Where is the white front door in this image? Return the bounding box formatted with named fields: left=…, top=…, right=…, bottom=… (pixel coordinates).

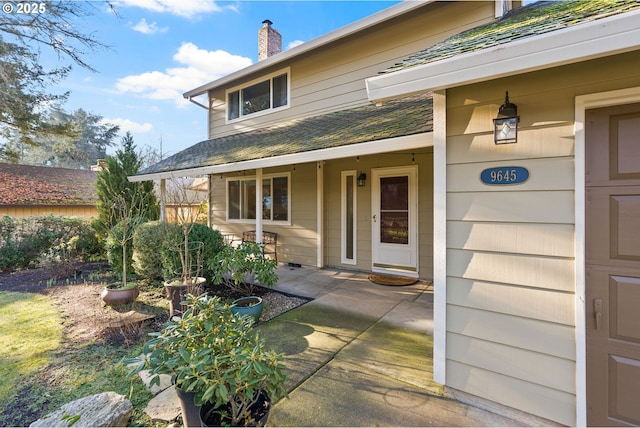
left=371, top=165, right=418, bottom=277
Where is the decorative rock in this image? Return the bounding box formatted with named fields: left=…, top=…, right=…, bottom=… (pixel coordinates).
left=144, top=385, right=181, bottom=422
left=138, top=370, right=172, bottom=395
left=30, top=391, right=132, bottom=427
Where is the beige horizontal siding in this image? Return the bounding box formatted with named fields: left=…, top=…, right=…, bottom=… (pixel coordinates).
left=447, top=221, right=574, bottom=257
left=0, top=206, right=97, bottom=220
left=447, top=305, right=576, bottom=360
left=447, top=191, right=575, bottom=224
left=447, top=333, right=575, bottom=393
left=447, top=249, right=574, bottom=292
left=447, top=277, right=575, bottom=325
left=446, top=360, right=576, bottom=426
left=208, top=2, right=496, bottom=139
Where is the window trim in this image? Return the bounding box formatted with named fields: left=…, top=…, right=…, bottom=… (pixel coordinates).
left=225, top=67, right=291, bottom=123
left=225, top=172, right=291, bottom=225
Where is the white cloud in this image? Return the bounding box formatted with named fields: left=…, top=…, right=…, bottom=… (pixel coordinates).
left=287, top=40, right=304, bottom=50
left=104, top=118, right=154, bottom=133
left=115, top=42, right=252, bottom=105
left=115, top=0, right=224, bottom=18
left=132, top=18, right=168, bottom=34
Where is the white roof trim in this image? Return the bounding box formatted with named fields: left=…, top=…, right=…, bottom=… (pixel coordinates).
left=129, top=132, right=433, bottom=182
left=366, top=9, right=640, bottom=103
left=184, top=1, right=431, bottom=99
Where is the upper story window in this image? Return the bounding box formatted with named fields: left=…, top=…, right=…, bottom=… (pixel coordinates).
left=227, top=69, right=289, bottom=121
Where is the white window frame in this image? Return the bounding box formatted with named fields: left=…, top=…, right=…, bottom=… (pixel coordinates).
left=341, top=170, right=357, bottom=265
left=226, top=67, right=291, bottom=123
left=226, top=172, right=291, bottom=225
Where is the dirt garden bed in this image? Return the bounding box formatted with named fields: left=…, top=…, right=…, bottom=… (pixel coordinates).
left=0, top=261, right=309, bottom=426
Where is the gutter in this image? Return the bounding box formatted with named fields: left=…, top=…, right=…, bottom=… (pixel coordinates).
left=128, top=132, right=432, bottom=182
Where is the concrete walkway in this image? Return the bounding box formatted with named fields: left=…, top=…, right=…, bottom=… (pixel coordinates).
left=140, top=264, right=523, bottom=426
left=256, top=265, right=521, bottom=427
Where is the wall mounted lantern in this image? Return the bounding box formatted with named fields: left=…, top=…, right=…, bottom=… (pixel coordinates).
left=357, top=172, right=367, bottom=187
left=493, top=91, right=519, bottom=145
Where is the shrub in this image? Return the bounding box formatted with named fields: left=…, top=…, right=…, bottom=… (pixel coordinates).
left=0, top=215, right=101, bottom=272
left=161, top=224, right=225, bottom=282
left=132, top=221, right=181, bottom=281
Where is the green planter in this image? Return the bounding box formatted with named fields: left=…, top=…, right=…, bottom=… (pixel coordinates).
left=231, top=296, right=263, bottom=325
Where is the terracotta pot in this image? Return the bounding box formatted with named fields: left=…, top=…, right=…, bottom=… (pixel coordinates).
left=101, top=284, right=139, bottom=306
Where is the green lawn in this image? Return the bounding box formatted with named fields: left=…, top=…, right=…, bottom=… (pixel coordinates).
left=0, top=291, right=63, bottom=401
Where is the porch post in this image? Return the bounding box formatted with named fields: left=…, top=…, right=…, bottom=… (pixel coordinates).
left=160, top=178, right=167, bottom=222
left=433, top=90, right=447, bottom=385
left=255, top=168, right=263, bottom=244
left=316, top=161, right=323, bottom=267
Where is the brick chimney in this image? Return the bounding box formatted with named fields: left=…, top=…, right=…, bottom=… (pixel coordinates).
left=258, top=19, right=282, bottom=61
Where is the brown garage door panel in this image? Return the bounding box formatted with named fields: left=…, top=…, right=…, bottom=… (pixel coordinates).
left=610, top=195, right=640, bottom=261
left=609, top=276, right=640, bottom=343
left=608, top=354, right=640, bottom=426
left=586, top=187, right=640, bottom=265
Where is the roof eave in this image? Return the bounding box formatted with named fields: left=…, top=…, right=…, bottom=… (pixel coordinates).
left=366, top=9, right=640, bottom=103
left=128, top=132, right=433, bottom=182
left=183, top=0, right=432, bottom=99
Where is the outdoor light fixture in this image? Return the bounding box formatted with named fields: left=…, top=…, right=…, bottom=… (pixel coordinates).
left=357, top=172, right=367, bottom=187
left=493, top=91, right=519, bottom=145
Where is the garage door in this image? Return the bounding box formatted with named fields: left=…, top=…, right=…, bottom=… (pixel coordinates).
left=585, top=102, right=640, bottom=426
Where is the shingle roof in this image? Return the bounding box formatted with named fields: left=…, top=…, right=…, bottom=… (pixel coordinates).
left=139, top=93, right=433, bottom=176
left=381, top=0, right=640, bottom=75
left=0, top=163, right=98, bottom=205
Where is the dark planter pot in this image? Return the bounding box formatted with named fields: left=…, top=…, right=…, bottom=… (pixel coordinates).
left=199, top=390, right=271, bottom=427
left=164, top=277, right=206, bottom=317
left=231, top=296, right=263, bottom=324
left=101, top=284, right=139, bottom=306
left=175, top=386, right=201, bottom=428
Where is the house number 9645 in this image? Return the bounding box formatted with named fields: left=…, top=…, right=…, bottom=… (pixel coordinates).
left=480, top=166, right=529, bottom=185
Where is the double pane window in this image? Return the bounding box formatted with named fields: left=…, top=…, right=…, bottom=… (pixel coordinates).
left=227, top=72, right=289, bottom=121
left=227, top=175, right=289, bottom=222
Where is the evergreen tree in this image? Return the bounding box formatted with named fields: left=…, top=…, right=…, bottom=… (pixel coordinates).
left=95, top=132, right=159, bottom=238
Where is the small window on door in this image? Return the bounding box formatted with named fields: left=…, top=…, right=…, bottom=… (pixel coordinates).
left=341, top=171, right=357, bottom=265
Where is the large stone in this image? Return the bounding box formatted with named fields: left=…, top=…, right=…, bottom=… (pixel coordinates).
left=30, top=391, right=133, bottom=427
left=144, top=385, right=181, bottom=422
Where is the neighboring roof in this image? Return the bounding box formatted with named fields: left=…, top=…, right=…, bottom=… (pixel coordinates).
left=135, top=93, right=433, bottom=179
left=0, top=163, right=98, bottom=205
left=367, top=0, right=640, bottom=102
left=183, top=1, right=429, bottom=99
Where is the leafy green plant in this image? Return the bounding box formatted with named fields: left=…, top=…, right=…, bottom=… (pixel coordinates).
left=209, top=242, right=278, bottom=296
left=125, top=294, right=287, bottom=427
left=132, top=221, right=181, bottom=281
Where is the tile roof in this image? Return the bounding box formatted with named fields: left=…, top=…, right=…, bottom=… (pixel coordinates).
left=381, top=0, right=640, bottom=74
left=139, top=93, right=433, bottom=175
left=0, top=163, right=98, bottom=205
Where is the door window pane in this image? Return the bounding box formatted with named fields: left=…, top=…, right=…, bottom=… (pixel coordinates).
left=380, top=176, right=409, bottom=244
left=345, top=175, right=354, bottom=260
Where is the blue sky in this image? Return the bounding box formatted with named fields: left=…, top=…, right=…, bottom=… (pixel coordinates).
left=53, top=1, right=399, bottom=160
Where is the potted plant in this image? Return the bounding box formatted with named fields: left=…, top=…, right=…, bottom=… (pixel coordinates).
left=125, top=294, right=287, bottom=427
left=162, top=178, right=209, bottom=317
left=209, top=242, right=278, bottom=324
left=102, top=190, right=148, bottom=307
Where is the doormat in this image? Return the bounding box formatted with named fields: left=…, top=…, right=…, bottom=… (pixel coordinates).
left=368, top=273, right=418, bottom=286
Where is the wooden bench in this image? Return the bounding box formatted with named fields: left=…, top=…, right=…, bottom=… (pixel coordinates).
left=242, top=230, right=278, bottom=262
